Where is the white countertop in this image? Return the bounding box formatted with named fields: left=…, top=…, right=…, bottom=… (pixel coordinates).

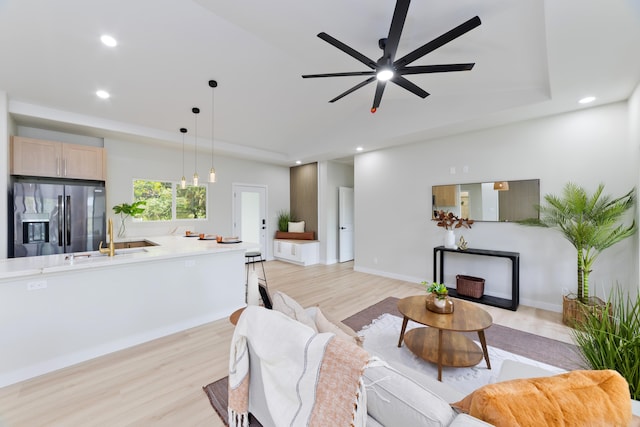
left=0, top=235, right=256, bottom=280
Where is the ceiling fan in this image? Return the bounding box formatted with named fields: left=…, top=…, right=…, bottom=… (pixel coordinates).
left=302, top=0, right=481, bottom=113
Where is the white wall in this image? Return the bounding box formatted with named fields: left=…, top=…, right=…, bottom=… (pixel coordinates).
left=630, top=82, right=640, bottom=299
left=355, top=101, right=639, bottom=312
left=318, top=160, right=354, bottom=264
left=105, top=138, right=290, bottom=259
left=1, top=91, right=8, bottom=259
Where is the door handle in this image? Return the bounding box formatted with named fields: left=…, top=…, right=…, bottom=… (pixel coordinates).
left=340, top=226, right=347, bottom=230
left=58, top=195, right=63, bottom=246
left=66, top=195, right=71, bottom=245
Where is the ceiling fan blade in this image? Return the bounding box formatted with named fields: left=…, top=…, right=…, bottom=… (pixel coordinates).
left=329, top=77, right=376, bottom=103
left=384, top=0, right=411, bottom=63
left=317, top=32, right=377, bottom=69
left=399, top=63, right=475, bottom=75
left=391, top=76, right=429, bottom=98
left=372, top=80, right=388, bottom=110
left=302, top=71, right=376, bottom=79
left=394, top=16, right=481, bottom=68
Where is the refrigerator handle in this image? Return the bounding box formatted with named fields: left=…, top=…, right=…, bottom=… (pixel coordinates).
left=66, top=195, right=71, bottom=246
left=57, top=195, right=63, bottom=246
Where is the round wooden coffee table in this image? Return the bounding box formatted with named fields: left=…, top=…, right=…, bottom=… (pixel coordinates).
left=397, top=295, right=493, bottom=381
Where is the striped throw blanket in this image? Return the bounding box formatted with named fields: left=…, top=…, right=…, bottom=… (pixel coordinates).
left=229, top=306, right=370, bottom=427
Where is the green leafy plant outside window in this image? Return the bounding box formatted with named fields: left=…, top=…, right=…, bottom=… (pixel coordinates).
left=132, top=179, right=207, bottom=221
left=134, top=180, right=172, bottom=221
left=177, top=186, right=207, bottom=219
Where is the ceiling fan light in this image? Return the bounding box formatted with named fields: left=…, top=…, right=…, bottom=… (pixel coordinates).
left=376, top=69, right=394, bottom=81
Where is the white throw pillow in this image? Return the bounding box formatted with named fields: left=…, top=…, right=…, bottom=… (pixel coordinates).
left=288, top=221, right=305, bottom=233
left=271, top=291, right=317, bottom=331
left=306, top=306, right=363, bottom=346
left=363, top=361, right=456, bottom=427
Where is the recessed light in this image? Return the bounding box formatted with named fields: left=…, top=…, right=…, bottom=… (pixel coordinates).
left=295, top=160, right=302, bottom=165
left=578, top=96, right=596, bottom=104
left=100, top=35, right=117, bottom=47
left=96, top=90, right=110, bottom=99
left=356, top=146, right=364, bottom=152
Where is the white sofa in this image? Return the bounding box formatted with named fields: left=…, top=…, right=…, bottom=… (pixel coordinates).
left=240, top=304, right=492, bottom=426
left=237, top=299, right=639, bottom=426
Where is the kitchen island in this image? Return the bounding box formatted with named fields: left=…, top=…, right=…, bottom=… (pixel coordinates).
left=0, top=236, right=252, bottom=387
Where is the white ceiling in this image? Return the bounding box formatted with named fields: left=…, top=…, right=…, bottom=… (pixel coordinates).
left=1, top=0, right=639, bottom=165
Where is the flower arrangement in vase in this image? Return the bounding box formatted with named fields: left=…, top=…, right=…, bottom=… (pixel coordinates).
left=434, top=210, right=473, bottom=249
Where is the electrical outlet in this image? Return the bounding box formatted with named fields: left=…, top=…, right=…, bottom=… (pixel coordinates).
left=27, top=280, right=47, bottom=291
left=184, top=259, right=196, bottom=268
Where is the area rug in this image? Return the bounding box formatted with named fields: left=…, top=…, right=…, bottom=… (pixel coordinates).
left=342, top=296, right=583, bottom=372
left=203, top=296, right=584, bottom=425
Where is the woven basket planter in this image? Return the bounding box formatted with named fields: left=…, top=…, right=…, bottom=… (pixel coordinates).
left=562, top=294, right=609, bottom=328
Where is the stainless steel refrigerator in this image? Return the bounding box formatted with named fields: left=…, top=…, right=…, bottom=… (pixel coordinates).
left=10, top=178, right=106, bottom=257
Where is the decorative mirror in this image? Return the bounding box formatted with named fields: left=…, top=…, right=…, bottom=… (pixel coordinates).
left=432, top=179, right=540, bottom=222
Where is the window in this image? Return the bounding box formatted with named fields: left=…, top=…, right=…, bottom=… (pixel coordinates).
left=133, top=179, right=207, bottom=221
left=176, top=186, right=207, bottom=219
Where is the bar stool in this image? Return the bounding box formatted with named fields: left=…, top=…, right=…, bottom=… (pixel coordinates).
left=245, top=251, right=268, bottom=304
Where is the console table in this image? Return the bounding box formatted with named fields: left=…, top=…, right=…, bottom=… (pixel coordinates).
left=433, top=246, right=520, bottom=311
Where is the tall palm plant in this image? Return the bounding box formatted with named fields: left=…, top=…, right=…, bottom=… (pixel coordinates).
left=520, top=183, right=636, bottom=302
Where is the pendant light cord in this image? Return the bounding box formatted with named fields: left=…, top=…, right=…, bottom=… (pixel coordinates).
left=181, top=127, right=187, bottom=176
left=209, top=80, right=218, bottom=183
left=215, top=83, right=216, bottom=168
left=192, top=107, right=200, bottom=185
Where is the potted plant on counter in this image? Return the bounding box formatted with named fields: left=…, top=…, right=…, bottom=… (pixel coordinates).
left=113, top=201, right=146, bottom=238
left=519, top=182, right=636, bottom=326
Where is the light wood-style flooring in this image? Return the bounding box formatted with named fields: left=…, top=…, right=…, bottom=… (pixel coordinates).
left=0, top=261, right=573, bottom=426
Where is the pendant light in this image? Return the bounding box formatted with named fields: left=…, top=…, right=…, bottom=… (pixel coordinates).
left=180, top=127, right=187, bottom=189
left=493, top=181, right=509, bottom=191
left=192, top=107, right=200, bottom=186
left=208, top=80, right=217, bottom=183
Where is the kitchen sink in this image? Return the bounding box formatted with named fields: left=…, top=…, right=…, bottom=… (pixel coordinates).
left=65, top=247, right=148, bottom=261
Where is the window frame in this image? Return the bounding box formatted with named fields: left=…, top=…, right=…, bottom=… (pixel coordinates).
left=130, top=178, right=208, bottom=222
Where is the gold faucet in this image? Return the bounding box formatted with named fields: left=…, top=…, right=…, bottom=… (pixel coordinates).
left=99, top=218, right=115, bottom=257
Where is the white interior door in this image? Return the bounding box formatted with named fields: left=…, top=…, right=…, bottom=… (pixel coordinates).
left=339, top=186, right=354, bottom=262
left=232, top=184, right=267, bottom=256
